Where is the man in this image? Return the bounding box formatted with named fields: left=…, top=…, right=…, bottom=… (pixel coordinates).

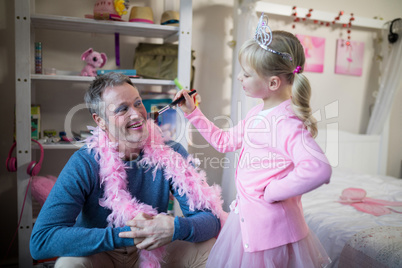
left=30, top=73, right=223, bottom=267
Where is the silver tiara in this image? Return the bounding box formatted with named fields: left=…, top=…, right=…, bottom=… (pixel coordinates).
left=254, top=13, right=293, bottom=61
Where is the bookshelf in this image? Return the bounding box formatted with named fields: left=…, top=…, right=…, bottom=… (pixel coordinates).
left=14, top=0, right=192, bottom=266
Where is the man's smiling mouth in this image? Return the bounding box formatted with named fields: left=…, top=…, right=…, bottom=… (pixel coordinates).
left=127, top=121, right=143, bottom=129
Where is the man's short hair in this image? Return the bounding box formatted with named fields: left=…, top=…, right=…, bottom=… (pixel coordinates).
left=84, top=72, right=134, bottom=117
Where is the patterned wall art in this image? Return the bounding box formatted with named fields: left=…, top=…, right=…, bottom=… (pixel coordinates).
left=335, top=39, right=365, bottom=76
left=296, top=34, right=326, bottom=73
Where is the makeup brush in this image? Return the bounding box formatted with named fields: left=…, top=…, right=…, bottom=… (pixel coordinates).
left=150, top=90, right=197, bottom=120
left=150, top=78, right=196, bottom=120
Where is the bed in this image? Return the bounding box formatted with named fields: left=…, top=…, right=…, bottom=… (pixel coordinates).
left=302, top=129, right=402, bottom=268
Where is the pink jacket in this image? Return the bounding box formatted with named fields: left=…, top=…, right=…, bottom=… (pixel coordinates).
left=185, top=99, right=332, bottom=252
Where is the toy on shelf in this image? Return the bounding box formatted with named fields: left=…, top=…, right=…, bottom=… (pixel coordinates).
left=80, top=48, right=107, bottom=77
left=85, top=0, right=129, bottom=21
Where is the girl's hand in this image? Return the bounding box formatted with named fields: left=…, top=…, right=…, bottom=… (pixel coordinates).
left=174, top=90, right=196, bottom=115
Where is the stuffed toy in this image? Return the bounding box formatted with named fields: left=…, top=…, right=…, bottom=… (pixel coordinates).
left=85, top=0, right=129, bottom=21
left=31, top=175, right=57, bottom=206
left=80, top=48, right=107, bottom=77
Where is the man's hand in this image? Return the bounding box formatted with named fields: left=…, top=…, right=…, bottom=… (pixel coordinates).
left=118, top=212, right=175, bottom=251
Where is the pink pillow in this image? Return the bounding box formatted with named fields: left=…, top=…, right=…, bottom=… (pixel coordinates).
left=31, top=176, right=57, bottom=205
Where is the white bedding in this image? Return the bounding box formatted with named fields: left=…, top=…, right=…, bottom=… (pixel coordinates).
left=302, top=169, right=402, bottom=267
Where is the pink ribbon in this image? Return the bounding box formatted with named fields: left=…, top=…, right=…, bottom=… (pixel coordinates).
left=129, top=18, right=154, bottom=24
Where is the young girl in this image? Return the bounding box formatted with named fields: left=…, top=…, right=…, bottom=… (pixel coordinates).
left=175, top=13, right=332, bottom=268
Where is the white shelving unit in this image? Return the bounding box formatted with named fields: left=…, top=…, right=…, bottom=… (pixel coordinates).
left=14, top=0, right=192, bottom=266
left=31, top=14, right=180, bottom=38
left=31, top=74, right=177, bottom=85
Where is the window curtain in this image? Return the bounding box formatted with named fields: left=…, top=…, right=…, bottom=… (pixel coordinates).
left=221, top=0, right=260, bottom=211
left=366, top=19, right=402, bottom=135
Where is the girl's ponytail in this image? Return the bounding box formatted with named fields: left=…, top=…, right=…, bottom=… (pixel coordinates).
left=291, top=73, right=317, bottom=138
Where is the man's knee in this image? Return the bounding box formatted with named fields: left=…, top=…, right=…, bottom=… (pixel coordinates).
left=192, top=238, right=216, bottom=266
left=195, top=238, right=216, bottom=255
left=55, top=252, right=114, bottom=268
left=55, top=256, right=93, bottom=268
left=163, top=238, right=216, bottom=268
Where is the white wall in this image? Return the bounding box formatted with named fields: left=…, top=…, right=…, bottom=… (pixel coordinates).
left=187, top=0, right=235, bottom=185
left=189, top=0, right=402, bottom=184
left=388, top=85, right=402, bottom=177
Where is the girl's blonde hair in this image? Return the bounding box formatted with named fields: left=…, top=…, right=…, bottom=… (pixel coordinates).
left=238, top=31, right=317, bottom=138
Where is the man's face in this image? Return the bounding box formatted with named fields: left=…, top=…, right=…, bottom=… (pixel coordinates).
left=98, top=83, right=149, bottom=148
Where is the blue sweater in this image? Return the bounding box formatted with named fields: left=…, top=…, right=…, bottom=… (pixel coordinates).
left=30, top=142, right=220, bottom=260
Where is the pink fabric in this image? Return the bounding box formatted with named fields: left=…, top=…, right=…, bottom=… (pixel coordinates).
left=206, top=211, right=331, bottom=268
left=185, top=99, right=332, bottom=252
left=339, top=187, right=402, bottom=216
left=85, top=120, right=227, bottom=268
left=31, top=175, right=57, bottom=205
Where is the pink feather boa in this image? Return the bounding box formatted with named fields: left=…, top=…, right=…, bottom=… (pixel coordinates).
left=85, top=120, right=227, bottom=268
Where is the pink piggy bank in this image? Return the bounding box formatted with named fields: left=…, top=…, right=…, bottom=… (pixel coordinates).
left=80, top=48, right=107, bottom=77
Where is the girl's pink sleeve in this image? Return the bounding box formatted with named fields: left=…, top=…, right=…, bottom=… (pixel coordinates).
left=185, top=107, right=244, bottom=153
left=264, top=119, right=332, bottom=203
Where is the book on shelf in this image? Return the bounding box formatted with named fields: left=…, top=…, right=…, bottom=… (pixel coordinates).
left=96, top=69, right=137, bottom=76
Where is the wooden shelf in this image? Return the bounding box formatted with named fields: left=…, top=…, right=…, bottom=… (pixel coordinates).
left=31, top=74, right=176, bottom=86
left=31, top=14, right=180, bottom=40
left=35, top=142, right=84, bottom=150
left=32, top=74, right=93, bottom=82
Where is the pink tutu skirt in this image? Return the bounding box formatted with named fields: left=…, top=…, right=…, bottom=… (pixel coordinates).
left=207, top=211, right=331, bottom=268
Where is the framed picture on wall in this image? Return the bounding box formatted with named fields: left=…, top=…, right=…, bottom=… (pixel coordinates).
left=296, top=34, right=326, bottom=73
left=335, top=39, right=365, bottom=76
